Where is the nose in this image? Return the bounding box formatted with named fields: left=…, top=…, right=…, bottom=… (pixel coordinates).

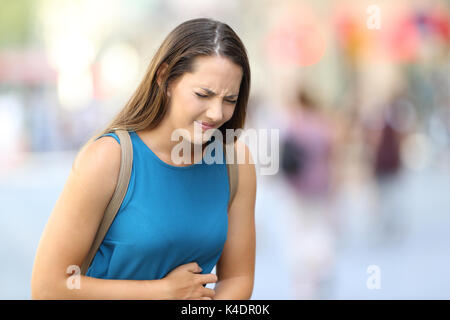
left=205, top=101, right=224, bottom=124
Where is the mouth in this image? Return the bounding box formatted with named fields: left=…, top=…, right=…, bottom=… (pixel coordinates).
left=195, top=120, right=216, bottom=130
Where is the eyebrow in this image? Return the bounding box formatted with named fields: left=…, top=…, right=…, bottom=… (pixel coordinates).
left=200, top=87, right=238, bottom=99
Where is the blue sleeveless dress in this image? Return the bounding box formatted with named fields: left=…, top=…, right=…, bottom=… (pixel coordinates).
left=86, top=130, right=229, bottom=280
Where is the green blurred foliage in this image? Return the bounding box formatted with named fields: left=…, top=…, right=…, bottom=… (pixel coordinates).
left=0, top=0, right=35, bottom=48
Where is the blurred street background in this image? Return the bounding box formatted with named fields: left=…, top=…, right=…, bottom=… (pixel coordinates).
left=0, top=0, right=449, bottom=299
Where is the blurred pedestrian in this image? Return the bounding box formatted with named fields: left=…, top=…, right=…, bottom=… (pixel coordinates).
left=280, top=88, right=338, bottom=299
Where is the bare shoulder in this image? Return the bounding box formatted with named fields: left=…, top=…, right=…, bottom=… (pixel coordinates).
left=74, top=135, right=121, bottom=173
left=58, top=134, right=123, bottom=224
left=72, top=135, right=122, bottom=195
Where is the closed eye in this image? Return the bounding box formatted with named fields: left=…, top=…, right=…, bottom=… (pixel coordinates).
left=195, top=93, right=237, bottom=104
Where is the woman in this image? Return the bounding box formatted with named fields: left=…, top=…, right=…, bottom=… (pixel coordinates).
left=31, top=18, right=256, bottom=300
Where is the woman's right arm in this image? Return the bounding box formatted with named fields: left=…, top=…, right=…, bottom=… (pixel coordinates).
left=30, top=136, right=216, bottom=300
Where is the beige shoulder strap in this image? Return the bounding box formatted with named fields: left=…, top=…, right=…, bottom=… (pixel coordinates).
left=80, top=129, right=133, bottom=275
left=224, top=141, right=239, bottom=210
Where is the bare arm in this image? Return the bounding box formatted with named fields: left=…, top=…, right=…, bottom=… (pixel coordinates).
left=213, top=140, right=257, bottom=300
left=31, top=136, right=172, bottom=299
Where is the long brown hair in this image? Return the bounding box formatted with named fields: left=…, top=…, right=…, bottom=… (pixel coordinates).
left=84, top=17, right=251, bottom=147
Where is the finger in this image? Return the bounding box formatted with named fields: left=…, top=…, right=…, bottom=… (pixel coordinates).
left=201, top=287, right=216, bottom=298
left=197, top=273, right=218, bottom=285
left=187, top=295, right=211, bottom=300
left=185, top=262, right=202, bottom=273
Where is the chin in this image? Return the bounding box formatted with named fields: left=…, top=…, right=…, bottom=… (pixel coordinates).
left=193, top=136, right=211, bottom=145
left=180, top=131, right=205, bottom=145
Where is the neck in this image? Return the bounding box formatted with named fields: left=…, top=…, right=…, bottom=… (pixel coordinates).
left=137, top=122, right=209, bottom=166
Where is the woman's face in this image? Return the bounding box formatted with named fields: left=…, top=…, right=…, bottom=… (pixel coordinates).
left=165, top=55, right=243, bottom=145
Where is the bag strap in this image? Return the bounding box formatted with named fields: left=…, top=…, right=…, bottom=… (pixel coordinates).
left=224, top=141, right=239, bottom=210
left=80, top=129, right=133, bottom=275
